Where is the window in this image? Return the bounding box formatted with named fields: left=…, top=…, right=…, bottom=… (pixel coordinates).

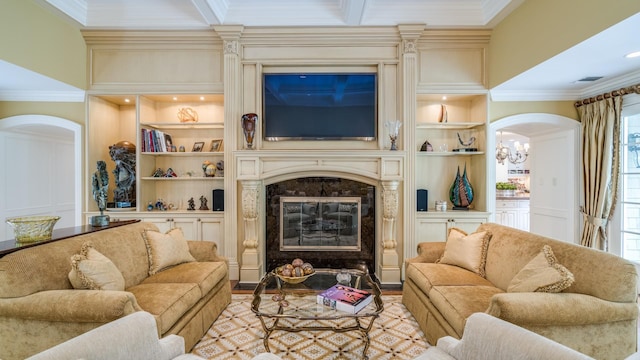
left=615, top=93, right=640, bottom=262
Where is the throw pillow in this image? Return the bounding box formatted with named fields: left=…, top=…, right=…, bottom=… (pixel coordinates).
left=436, top=227, right=492, bottom=277
left=508, top=245, right=575, bottom=293
left=143, top=227, right=196, bottom=275
left=68, top=242, right=125, bottom=291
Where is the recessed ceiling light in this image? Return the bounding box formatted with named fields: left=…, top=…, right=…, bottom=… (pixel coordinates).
left=625, top=51, right=640, bottom=58
left=172, top=96, right=178, bottom=101
left=442, top=96, right=447, bottom=100
left=124, top=98, right=130, bottom=103
left=200, top=96, right=205, bottom=101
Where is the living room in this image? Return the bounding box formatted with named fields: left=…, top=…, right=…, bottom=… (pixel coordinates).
left=1, top=0, right=640, bottom=359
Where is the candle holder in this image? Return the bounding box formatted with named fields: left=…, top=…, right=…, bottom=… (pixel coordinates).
left=384, top=120, right=402, bottom=151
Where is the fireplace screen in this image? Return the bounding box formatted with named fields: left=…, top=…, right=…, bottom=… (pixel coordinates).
left=279, top=196, right=361, bottom=251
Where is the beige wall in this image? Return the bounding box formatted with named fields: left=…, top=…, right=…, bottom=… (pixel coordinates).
left=489, top=100, right=578, bottom=122
left=0, top=102, right=85, bottom=125
left=1, top=0, right=86, bottom=89
left=489, top=0, right=640, bottom=88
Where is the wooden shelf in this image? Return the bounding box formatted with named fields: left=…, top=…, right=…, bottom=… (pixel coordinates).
left=140, top=152, right=223, bottom=156
left=416, top=122, right=484, bottom=130
left=140, top=122, right=224, bottom=130
left=416, top=151, right=484, bottom=156
left=140, top=177, right=224, bottom=181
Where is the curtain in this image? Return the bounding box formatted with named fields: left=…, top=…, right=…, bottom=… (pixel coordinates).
left=578, top=96, right=622, bottom=250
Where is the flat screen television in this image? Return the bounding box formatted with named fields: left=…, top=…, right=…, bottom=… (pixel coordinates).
left=263, top=73, right=377, bottom=141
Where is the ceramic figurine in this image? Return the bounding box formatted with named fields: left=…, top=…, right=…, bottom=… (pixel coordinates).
left=241, top=113, right=257, bottom=149
left=199, top=195, right=209, bottom=210
left=187, top=197, right=195, bottom=211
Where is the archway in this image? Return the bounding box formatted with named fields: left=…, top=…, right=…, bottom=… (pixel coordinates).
left=0, top=115, right=82, bottom=238
left=487, top=113, right=581, bottom=242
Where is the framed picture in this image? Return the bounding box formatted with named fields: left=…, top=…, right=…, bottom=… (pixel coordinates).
left=209, top=139, right=224, bottom=152
left=192, top=142, right=204, bottom=152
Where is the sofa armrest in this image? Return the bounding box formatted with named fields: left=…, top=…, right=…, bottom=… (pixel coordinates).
left=406, top=242, right=446, bottom=264
left=0, top=290, right=141, bottom=323
left=486, top=292, right=638, bottom=326
left=187, top=240, right=227, bottom=265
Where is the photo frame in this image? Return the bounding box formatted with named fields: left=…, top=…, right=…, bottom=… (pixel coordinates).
left=192, top=142, right=204, bottom=152
left=209, top=139, right=224, bottom=152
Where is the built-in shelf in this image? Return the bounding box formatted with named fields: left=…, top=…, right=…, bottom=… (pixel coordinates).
left=140, top=177, right=224, bottom=181
left=416, top=122, right=484, bottom=130
left=140, top=152, right=223, bottom=156
left=416, top=151, right=484, bottom=156
left=140, top=122, right=224, bottom=130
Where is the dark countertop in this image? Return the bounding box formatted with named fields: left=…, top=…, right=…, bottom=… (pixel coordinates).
left=0, top=219, right=140, bottom=257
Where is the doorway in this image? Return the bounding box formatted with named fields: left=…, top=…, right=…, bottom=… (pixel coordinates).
left=487, top=113, right=581, bottom=243
left=0, top=115, right=82, bottom=240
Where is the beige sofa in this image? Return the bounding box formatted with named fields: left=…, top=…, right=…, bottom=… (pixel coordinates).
left=0, top=221, right=231, bottom=360
left=403, top=222, right=638, bottom=360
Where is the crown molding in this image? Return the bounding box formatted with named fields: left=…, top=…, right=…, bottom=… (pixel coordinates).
left=0, top=90, right=85, bottom=102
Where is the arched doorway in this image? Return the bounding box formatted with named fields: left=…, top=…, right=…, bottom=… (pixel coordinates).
left=487, top=113, right=581, bottom=243
left=0, top=115, right=82, bottom=240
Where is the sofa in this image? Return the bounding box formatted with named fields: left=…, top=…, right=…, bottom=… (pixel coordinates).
left=27, top=311, right=205, bottom=360
left=0, top=221, right=231, bottom=360
left=403, top=222, right=638, bottom=360
left=415, top=312, right=594, bottom=360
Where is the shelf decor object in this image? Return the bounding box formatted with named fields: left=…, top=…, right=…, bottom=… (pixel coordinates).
left=439, top=104, right=448, bottom=123
left=177, top=107, right=198, bottom=123
left=385, top=120, right=402, bottom=150
left=6, top=216, right=61, bottom=244
left=449, top=164, right=474, bottom=210
left=241, top=113, right=257, bottom=150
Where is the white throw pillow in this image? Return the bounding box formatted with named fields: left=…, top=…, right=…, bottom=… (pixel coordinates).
left=68, top=242, right=125, bottom=291
left=143, top=228, right=196, bottom=275
left=437, top=227, right=492, bottom=277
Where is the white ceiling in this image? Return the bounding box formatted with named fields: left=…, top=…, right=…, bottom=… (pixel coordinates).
left=3, top=0, right=640, bottom=102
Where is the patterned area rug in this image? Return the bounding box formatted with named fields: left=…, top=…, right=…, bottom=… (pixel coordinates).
left=192, top=295, right=430, bottom=360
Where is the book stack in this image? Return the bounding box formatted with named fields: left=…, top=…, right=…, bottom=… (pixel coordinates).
left=141, top=129, right=173, bottom=152
left=316, top=284, right=373, bottom=314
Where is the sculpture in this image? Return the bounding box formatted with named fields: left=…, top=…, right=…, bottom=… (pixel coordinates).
left=241, top=113, right=257, bottom=149
left=109, top=141, right=136, bottom=207
left=199, top=195, right=209, bottom=210
left=449, top=164, right=474, bottom=210
left=91, top=160, right=110, bottom=226
left=92, top=161, right=109, bottom=213
left=187, top=197, right=195, bottom=211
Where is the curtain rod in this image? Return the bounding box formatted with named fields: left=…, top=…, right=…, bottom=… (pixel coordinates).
left=574, top=84, right=640, bottom=108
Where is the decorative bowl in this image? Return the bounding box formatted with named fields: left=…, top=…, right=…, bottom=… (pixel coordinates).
left=6, top=216, right=61, bottom=244
left=274, top=269, right=315, bottom=284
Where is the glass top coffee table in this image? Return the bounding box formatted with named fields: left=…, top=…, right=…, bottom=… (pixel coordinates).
left=251, top=268, right=383, bottom=359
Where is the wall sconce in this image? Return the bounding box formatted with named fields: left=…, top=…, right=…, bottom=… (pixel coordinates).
left=496, top=131, right=529, bottom=165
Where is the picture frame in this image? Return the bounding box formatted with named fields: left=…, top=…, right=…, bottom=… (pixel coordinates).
left=192, top=142, right=204, bottom=152
left=209, top=139, right=224, bottom=152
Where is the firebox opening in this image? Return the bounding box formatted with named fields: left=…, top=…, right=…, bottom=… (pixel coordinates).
left=265, top=177, right=376, bottom=274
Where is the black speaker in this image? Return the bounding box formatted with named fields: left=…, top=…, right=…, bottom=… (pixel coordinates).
left=417, top=189, right=428, bottom=212
left=212, top=189, right=224, bottom=211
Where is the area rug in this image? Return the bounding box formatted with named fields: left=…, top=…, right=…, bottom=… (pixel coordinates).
left=192, top=295, right=430, bottom=360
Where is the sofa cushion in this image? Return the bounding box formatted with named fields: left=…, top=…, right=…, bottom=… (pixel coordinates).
left=428, top=285, right=504, bottom=336
left=437, top=228, right=492, bottom=277
left=126, top=282, right=201, bottom=334
left=143, top=228, right=196, bottom=275
left=406, top=263, right=495, bottom=294
left=508, top=245, right=575, bottom=293
left=142, top=261, right=227, bottom=296
left=68, top=242, right=125, bottom=291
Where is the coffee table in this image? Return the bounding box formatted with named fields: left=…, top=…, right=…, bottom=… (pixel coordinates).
left=251, top=268, right=383, bottom=359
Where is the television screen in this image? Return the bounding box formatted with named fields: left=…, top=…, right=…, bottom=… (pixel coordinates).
left=263, top=73, right=377, bottom=141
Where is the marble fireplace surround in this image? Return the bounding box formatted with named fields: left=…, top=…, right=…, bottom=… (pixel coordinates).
left=235, top=150, right=404, bottom=285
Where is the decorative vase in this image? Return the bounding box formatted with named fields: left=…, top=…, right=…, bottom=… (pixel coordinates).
left=449, top=164, right=474, bottom=210
left=241, top=113, right=257, bottom=150
left=384, top=120, right=402, bottom=151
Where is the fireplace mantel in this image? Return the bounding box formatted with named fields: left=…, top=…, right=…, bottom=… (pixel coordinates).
left=235, top=150, right=404, bottom=284
left=235, top=150, right=405, bottom=182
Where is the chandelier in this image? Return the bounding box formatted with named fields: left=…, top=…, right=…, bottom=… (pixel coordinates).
left=496, top=131, right=529, bottom=165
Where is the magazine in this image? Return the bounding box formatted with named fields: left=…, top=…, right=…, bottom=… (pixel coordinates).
left=316, top=284, right=373, bottom=314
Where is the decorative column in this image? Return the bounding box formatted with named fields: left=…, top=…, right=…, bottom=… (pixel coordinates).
left=240, top=180, right=262, bottom=282
left=214, top=25, right=245, bottom=280
left=380, top=180, right=401, bottom=284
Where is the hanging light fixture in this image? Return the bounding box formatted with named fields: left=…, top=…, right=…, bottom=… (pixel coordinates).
left=496, top=131, right=529, bottom=165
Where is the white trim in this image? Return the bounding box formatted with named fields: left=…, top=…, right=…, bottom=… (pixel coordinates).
left=0, top=115, right=83, bottom=226
left=487, top=113, right=581, bottom=242
left=0, top=90, right=85, bottom=102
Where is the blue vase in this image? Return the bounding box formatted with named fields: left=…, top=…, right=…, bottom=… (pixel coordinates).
left=449, top=164, right=474, bottom=210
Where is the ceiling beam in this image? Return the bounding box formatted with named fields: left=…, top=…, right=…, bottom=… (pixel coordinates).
left=191, top=0, right=228, bottom=25
left=342, top=0, right=366, bottom=26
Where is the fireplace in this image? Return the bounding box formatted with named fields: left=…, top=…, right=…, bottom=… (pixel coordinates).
left=265, top=177, right=376, bottom=274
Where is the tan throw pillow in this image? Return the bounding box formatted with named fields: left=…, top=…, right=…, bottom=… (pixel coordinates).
left=143, top=228, right=196, bottom=275
left=508, top=245, right=575, bottom=293
left=436, top=227, right=492, bottom=277
left=68, top=242, right=125, bottom=291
